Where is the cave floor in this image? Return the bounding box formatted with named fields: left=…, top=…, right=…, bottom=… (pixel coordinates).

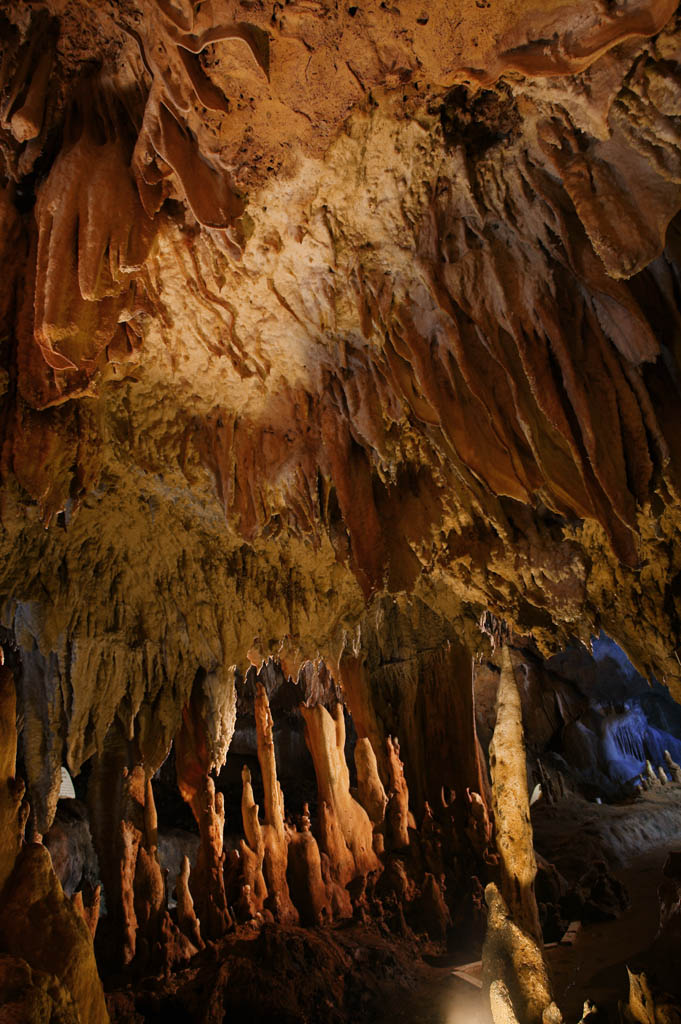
left=376, top=788, right=681, bottom=1024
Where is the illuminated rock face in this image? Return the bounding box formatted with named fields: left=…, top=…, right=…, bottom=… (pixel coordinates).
left=1, top=0, right=681, bottom=800
left=1, top=0, right=681, bottom=1014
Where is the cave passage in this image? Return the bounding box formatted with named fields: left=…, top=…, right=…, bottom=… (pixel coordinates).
left=3, top=0, right=681, bottom=1021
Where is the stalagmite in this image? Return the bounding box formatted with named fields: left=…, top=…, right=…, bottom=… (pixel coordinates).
left=301, top=702, right=381, bottom=894
left=71, top=886, right=101, bottom=941
left=190, top=775, right=231, bottom=940
left=175, top=855, right=204, bottom=950
left=465, top=788, right=494, bottom=862
left=385, top=736, right=413, bottom=850
left=287, top=804, right=332, bottom=926
left=88, top=738, right=146, bottom=966
left=239, top=765, right=268, bottom=917
left=489, top=646, right=542, bottom=942
left=88, top=724, right=191, bottom=968
left=238, top=683, right=298, bottom=923
left=657, top=765, right=668, bottom=785
left=645, top=760, right=661, bottom=788
left=484, top=646, right=560, bottom=1024
left=664, top=750, right=681, bottom=784
left=253, top=681, right=298, bottom=923
left=175, top=672, right=236, bottom=940
left=483, top=884, right=563, bottom=1024
left=0, top=844, right=110, bottom=1024
left=354, top=737, right=388, bottom=827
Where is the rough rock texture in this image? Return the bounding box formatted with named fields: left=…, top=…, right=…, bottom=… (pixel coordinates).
left=1, top=2, right=681, bottom=835
left=490, top=647, right=542, bottom=942
left=3, top=0, right=681, bottom=1017
left=0, top=844, right=109, bottom=1024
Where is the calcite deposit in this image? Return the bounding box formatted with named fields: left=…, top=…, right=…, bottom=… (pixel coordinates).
left=2, top=0, right=681, bottom=1018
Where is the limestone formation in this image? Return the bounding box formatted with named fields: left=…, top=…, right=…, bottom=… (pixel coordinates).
left=385, top=737, right=412, bottom=851
left=301, top=702, right=381, bottom=893
left=241, top=681, right=298, bottom=925
left=0, top=656, right=26, bottom=894
left=175, top=855, right=203, bottom=951
left=664, top=750, right=681, bottom=783
left=354, top=737, right=388, bottom=828
left=489, top=647, right=542, bottom=943
left=645, top=759, right=661, bottom=788
left=2, top=0, right=681, bottom=1017
left=175, top=674, right=234, bottom=940
left=483, top=883, right=563, bottom=1024
left=286, top=805, right=333, bottom=927
left=0, top=844, right=109, bottom=1024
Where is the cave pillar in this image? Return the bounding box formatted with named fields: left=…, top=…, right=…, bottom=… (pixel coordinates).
left=482, top=646, right=562, bottom=1024
left=489, top=646, right=542, bottom=942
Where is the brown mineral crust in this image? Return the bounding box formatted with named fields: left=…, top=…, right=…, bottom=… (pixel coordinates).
left=0, top=953, right=79, bottom=1024
left=0, top=844, right=109, bottom=1023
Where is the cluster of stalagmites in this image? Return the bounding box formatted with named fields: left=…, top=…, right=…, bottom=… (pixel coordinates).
left=0, top=646, right=500, bottom=1020
left=634, top=751, right=681, bottom=793
left=96, top=678, right=480, bottom=967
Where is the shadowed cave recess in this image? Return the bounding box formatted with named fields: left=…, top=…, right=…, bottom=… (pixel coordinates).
left=3, top=0, right=681, bottom=1021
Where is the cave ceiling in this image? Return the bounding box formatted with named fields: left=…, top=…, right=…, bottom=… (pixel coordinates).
left=1, top=0, right=681, bottom=776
